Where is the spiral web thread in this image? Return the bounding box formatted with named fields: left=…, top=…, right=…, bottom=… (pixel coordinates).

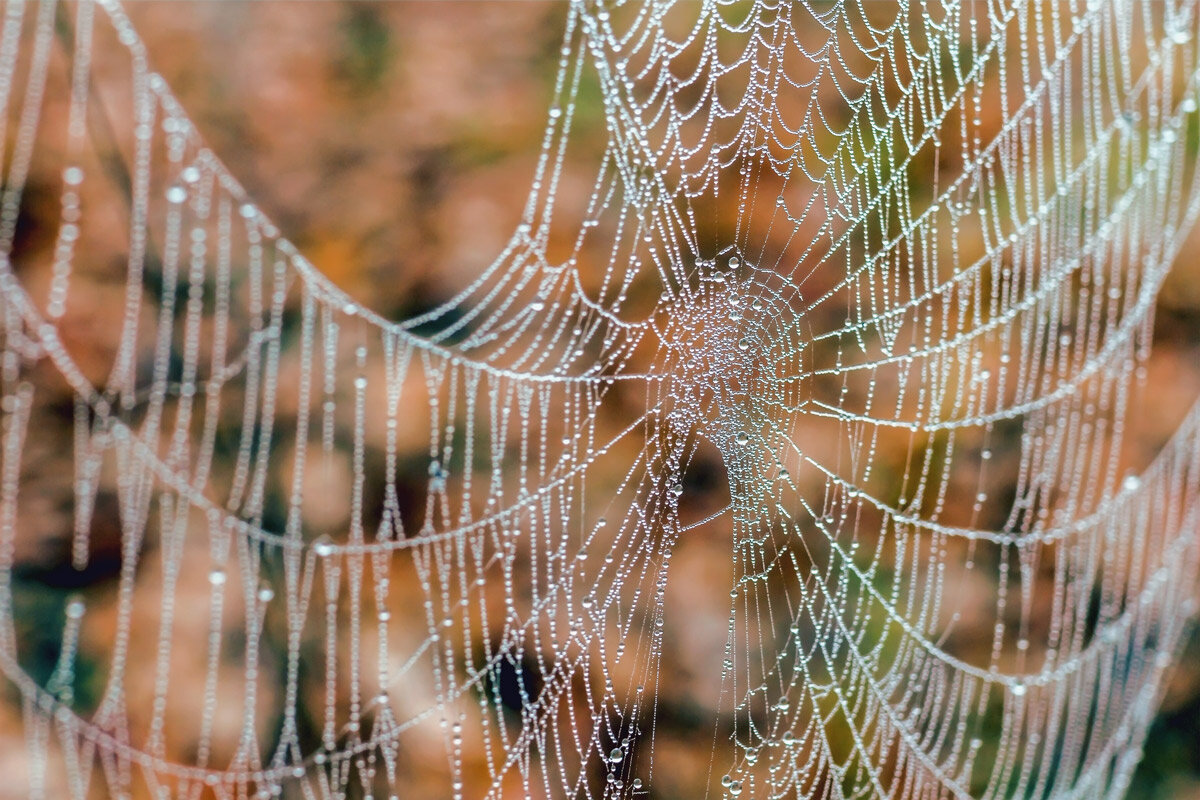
left=1, top=0, right=1200, bottom=798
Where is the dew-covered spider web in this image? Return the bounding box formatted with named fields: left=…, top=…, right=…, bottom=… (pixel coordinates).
left=1, top=0, right=1200, bottom=798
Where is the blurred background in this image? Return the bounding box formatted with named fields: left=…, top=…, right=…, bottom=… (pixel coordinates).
left=2, top=2, right=1200, bottom=798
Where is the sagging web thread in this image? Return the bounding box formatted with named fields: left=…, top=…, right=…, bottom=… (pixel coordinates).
left=0, top=0, right=1199, bottom=798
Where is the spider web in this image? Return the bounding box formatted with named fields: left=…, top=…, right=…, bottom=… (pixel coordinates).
left=0, top=0, right=1199, bottom=798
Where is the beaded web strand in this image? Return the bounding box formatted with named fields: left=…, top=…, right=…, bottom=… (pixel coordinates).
left=1, top=1, right=1199, bottom=798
